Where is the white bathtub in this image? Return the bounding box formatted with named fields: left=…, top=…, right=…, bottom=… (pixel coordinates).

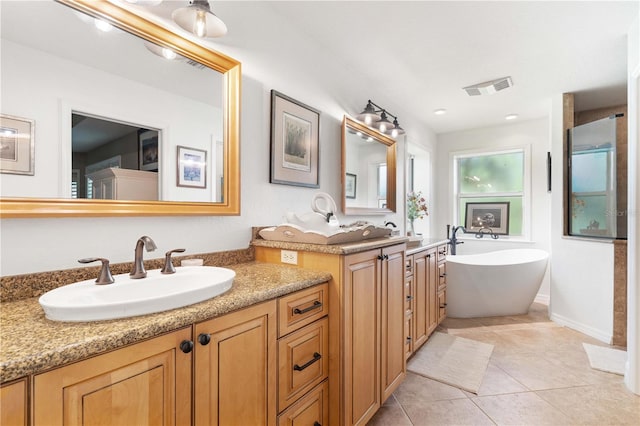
left=446, top=249, right=549, bottom=318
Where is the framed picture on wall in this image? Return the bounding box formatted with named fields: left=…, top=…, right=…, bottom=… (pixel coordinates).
left=464, top=202, right=510, bottom=235
left=139, top=129, right=158, bottom=171
left=270, top=90, right=321, bottom=187
left=0, top=114, right=35, bottom=175
left=177, top=145, right=207, bottom=188
left=345, top=173, right=357, bottom=199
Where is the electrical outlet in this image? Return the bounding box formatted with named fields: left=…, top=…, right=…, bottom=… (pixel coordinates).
left=281, top=250, right=298, bottom=265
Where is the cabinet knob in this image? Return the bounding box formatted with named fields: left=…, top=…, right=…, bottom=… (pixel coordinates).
left=377, top=254, right=384, bottom=260
left=198, top=333, right=211, bottom=346
left=406, top=295, right=413, bottom=301
left=179, top=340, right=194, bottom=353
left=314, top=422, right=321, bottom=426
left=406, top=336, right=412, bottom=343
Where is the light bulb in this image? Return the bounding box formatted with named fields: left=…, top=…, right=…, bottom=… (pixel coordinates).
left=194, top=10, right=207, bottom=37
left=379, top=123, right=388, bottom=133
left=364, top=116, right=372, bottom=125
left=391, top=128, right=399, bottom=138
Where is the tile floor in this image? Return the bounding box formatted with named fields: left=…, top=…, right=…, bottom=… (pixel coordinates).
left=368, top=303, right=640, bottom=425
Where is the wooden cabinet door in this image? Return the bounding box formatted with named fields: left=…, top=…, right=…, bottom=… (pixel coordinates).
left=380, top=244, right=406, bottom=402
left=343, top=249, right=381, bottom=426
left=33, top=327, right=192, bottom=426
left=1, top=378, right=28, bottom=426
left=412, top=250, right=429, bottom=349
left=194, top=301, right=277, bottom=426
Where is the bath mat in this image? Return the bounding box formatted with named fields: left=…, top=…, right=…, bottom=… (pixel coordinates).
left=407, top=332, right=494, bottom=394
left=582, top=343, right=627, bottom=376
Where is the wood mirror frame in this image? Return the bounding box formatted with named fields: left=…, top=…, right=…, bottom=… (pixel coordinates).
left=0, top=0, right=240, bottom=218
left=342, top=116, right=397, bottom=215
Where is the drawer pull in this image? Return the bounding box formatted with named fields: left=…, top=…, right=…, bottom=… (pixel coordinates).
left=293, top=300, right=322, bottom=315
left=294, top=352, right=321, bottom=371
left=406, top=336, right=412, bottom=343
left=440, top=303, right=448, bottom=308
left=406, top=295, right=413, bottom=301
left=440, top=273, right=447, bottom=278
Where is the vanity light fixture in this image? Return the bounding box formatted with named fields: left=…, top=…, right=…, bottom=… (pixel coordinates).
left=356, top=100, right=406, bottom=137
left=172, top=0, right=227, bottom=38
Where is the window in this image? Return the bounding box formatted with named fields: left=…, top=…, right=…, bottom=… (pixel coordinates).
left=453, top=148, right=527, bottom=236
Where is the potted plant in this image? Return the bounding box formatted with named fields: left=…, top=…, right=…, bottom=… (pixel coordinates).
left=407, top=191, right=428, bottom=236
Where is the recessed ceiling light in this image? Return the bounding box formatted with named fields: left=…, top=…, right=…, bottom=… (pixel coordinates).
left=505, top=114, right=519, bottom=120
left=434, top=109, right=447, bottom=115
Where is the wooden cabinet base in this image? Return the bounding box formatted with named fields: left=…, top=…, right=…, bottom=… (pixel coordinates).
left=277, top=380, right=329, bottom=426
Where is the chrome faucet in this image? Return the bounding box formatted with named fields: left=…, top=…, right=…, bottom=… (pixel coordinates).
left=130, top=236, right=157, bottom=279
left=447, top=225, right=466, bottom=255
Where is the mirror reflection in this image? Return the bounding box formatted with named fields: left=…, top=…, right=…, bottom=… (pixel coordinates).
left=1, top=0, right=224, bottom=203
left=342, top=116, right=396, bottom=215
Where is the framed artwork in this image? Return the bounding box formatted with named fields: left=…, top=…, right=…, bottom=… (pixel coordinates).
left=139, top=129, right=158, bottom=171
left=177, top=145, right=207, bottom=188
left=345, top=173, right=357, bottom=199
left=464, top=202, right=510, bottom=235
left=0, top=114, right=35, bottom=175
left=270, top=90, right=320, bottom=187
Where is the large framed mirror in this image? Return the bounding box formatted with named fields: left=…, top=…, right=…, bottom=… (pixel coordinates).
left=0, top=0, right=240, bottom=217
left=342, top=116, right=396, bottom=215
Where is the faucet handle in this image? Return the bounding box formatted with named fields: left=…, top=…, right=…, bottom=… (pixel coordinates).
left=161, top=249, right=186, bottom=274
left=78, top=257, right=115, bottom=285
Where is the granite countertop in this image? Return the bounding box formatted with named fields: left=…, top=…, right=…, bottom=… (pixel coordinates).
left=252, top=235, right=410, bottom=254
left=406, top=238, right=450, bottom=255
left=0, top=261, right=331, bottom=383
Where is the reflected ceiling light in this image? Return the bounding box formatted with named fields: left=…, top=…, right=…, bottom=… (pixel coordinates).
left=505, top=113, right=519, bottom=120
left=94, top=19, right=113, bottom=32
left=144, top=41, right=179, bottom=60
left=172, top=0, right=227, bottom=38
left=355, top=100, right=406, bottom=137
left=434, top=108, right=447, bottom=115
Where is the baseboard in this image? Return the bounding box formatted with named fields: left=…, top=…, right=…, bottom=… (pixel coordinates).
left=550, top=312, right=612, bottom=344
left=534, top=294, right=550, bottom=305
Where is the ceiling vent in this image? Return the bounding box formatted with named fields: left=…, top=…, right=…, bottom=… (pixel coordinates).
left=463, top=76, right=513, bottom=96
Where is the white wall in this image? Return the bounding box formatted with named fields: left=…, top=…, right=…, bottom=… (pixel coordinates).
left=434, top=118, right=552, bottom=300
left=548, top=95, right=615, bottom=343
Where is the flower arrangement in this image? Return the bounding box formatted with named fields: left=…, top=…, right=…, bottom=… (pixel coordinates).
left=407, top=191, right=429, bottom=221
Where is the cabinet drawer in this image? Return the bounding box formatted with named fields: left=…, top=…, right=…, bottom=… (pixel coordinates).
left=278, top=283, right=328, bottom=337
left=438, top=289, right=447, bottom=323
left=405, top=256, right=414, bottom=278
left=278, top=317, right=329, bottom=412
left=277, top=380, right=329, bottom=426
left=437, top=245, right=447, bottom=263
left=438, top=263, right=447, bottom=289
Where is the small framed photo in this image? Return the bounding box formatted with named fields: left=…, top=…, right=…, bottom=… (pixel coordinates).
left=345, top=173, right=357, bottom=199
left=177, top=145, right=207, bottom=188
left=464, top=202, right=510, bottom=235
left=270, top=90, right=320, bottom=187
left=0, top=114, right=35, bottom=175
left=139, top=129, right=158, bottom=171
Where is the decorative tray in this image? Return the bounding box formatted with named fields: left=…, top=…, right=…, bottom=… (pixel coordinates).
left=258, top=223, right=392, bottom=245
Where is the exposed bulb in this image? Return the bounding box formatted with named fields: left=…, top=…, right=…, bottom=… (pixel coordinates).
left=391, top=128, right=399, bottom=138
left=194, top=10, right=207, bottom=37
left=364, top=116, right=372, bottom=125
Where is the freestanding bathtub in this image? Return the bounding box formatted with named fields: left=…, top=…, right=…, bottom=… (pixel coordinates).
left=446, top=249, right=549, bottom=318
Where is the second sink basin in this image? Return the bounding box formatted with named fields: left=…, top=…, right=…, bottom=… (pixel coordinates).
left=39, top=266, right=235, bottom=322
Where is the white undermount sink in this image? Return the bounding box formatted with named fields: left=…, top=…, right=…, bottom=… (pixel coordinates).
left=39, top=266, right=235, bottom=322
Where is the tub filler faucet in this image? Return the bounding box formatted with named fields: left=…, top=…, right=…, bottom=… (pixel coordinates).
left=447, top=225, right=466, bottom=255
left=130, top=236, right=157, bottom=279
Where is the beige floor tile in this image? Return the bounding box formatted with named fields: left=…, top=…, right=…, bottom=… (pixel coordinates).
left=536, top=383, right=640, bottom=425
left=403, top=399, right=495, bottom=426
left=475, top=362, right=529, bottom=396
left=393, top=372, right=468, bottom=405
left=472, top=391, right=571, bottom=425
left=367, top=395, right=412, bottom=426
